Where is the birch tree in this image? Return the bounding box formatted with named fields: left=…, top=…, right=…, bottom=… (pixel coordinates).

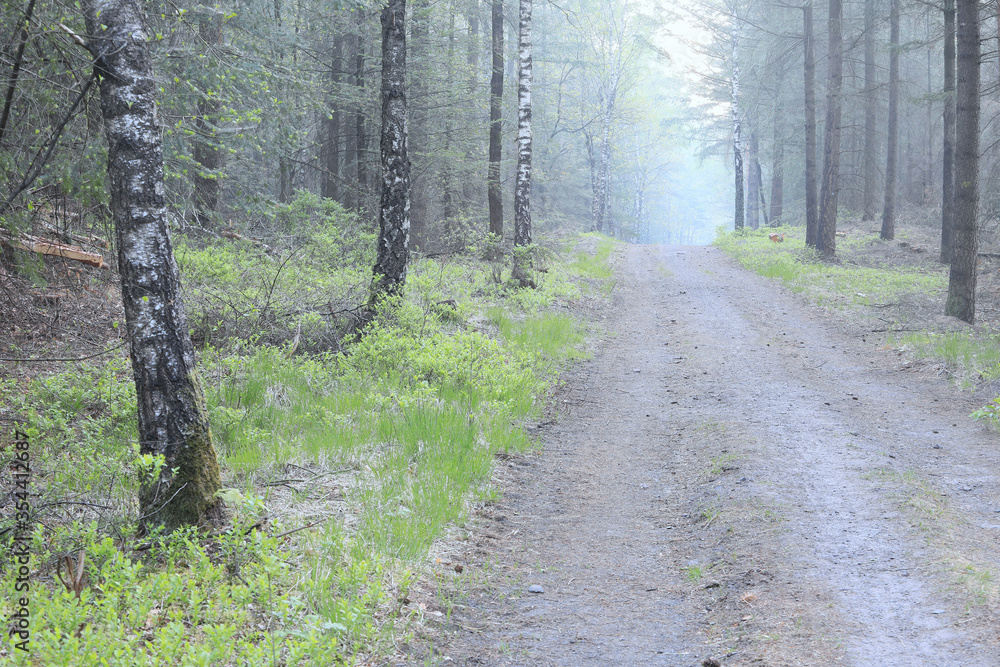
left=82, top=0, right=222, bottom=530
left=488, top=0, right=504, bottom=238
left=371, top=0, right=410, bottom=298
left=732, top=19, right=744, bottom=231
left=514, top=0, right=532, bottom=248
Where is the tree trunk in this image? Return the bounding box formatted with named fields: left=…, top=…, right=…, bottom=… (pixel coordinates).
left=996, top=0, right=1000, bottom=81
left=321, top=37, right=343, bottom=202
left=356, top=9, right=368, bottom=207
left=371, top=0, right=410, bottom=299
left=409, top=0, right=429, bottom=248
left=880, top=0, right=899, bottom=241
left=818, top=0, right=843, bottom=258
left=747, top=129, right=759, bottom=230
left=732, top=21, right=744, bottom=231
left=83, top=0, right=222, bottom=531
left=926, top=16, right=934, bottom=204
left=274, top=0, right=295, bottom=204
left=803, top=1, right=818, bottom=247
left=488, top=0, right=503, bottom=238
left=513, top=0, right=532, bottom=249
left=192, top=10, right=224, bottom=225
left=278, top=155, right=293, bottom=203
left=463, top=0, right=480, bottom=213
left=593, top=96, right=613, bottom=233
left=442, top=7, right=457, bottom=227
left=344, top=31, right=359, bottom=210
left=862, top=0, right=878, bottom=221
left=0, top=0, right=36, bottom=148
left=606, top=170, right=615, bottom=237
left=586, top=130, right=598, bottom=229
left=770, top=102, right=784, bottom=225
left=589, top=133, right=601, bottom=231
left=941, top=0, right=955, bottom=264
left=755, top=148, right=769, bottom=227
left=945, top=0, right=980, bottom=323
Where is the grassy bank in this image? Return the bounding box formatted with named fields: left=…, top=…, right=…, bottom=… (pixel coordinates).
left=714, top=226, right=946, bottom=309
left=0, top=221, right=617, bottom=664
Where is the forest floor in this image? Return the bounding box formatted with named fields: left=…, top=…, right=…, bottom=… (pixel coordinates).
left=415, top=227, right=1000, bottom=665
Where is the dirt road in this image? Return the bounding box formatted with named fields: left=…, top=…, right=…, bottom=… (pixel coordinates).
left=431, top=244, right=1000, bottom=666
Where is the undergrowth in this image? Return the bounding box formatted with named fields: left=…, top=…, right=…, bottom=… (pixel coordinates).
left=0, top=224, right=617, bottom=664
left=893, top=331, right=1000, bottom=389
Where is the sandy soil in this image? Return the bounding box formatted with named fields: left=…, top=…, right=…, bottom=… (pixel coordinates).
left=416, top=243, right=1000, bottom=666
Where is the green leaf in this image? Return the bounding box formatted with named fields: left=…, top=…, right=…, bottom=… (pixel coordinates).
left=215, top=488, right=244, bottom=504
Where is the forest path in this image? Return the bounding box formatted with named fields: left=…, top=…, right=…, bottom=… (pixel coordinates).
left=431, top=244, right=1000, bottom=666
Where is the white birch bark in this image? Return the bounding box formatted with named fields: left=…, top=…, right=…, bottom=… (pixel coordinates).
left=83, top=0, right=222, bottom=529
left=732, top=20, right=744, bottom=231
left=513, top=0, right=532, bottom=248
left=371, top=0, right=410, bottom=299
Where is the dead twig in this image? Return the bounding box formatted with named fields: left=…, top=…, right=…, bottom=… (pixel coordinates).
left=56, top=549, right=87, bottom=599
left=273, top=518, right=329, bottom=540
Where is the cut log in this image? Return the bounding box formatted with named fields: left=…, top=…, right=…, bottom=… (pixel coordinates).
left=1, top=231, right=107, bottom=269
left=40, top=222, right=110, bottom=249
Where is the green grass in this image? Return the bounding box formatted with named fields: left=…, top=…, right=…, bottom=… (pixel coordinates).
left=0, top=231, right=616, bottom=665
left=894, top=331, right=1000, bottom=388
left=568, top=234, right=615, bottom=280
left=714, top=226, right=946, bottom=308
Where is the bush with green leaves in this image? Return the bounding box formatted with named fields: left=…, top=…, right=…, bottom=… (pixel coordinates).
left=0, top=518, right=403, bottom=665
left=175, top=190, right=375, bottom=348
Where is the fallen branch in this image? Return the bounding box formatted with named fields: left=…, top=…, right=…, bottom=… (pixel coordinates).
left=1, top=230, right=107, bottom=269
left=0, top=335, right=130, bottom=363
left=273, top=518, right=329, bottom=540
left=40, top=222, right=109, bottom=249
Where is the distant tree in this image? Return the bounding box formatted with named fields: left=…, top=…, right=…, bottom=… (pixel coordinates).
left=371, top=0, right=410, bottom=299
left=191, top=8, right=225, bottom=226
left=945, top=0, right=979, bottom=323
left=321, top=35, right=344, bottom=203
left=462, top=0, right=481, bottom=215
left=514, top=0, right=532, bottom=249
left=440, top=8, right=458, bottom=227
left=355, top=11, right=370, bottom=209
left=732, top=18, right=744, bottom=231
left=83, top=0, right=223, bottom=530
left=488, top=0, right=504, bottom=238
left=941, top=0, right=955, bottom=264
left=747, top=129, right=760, bottom=229
left=861, top=0, right=878, bottom=222
left=803, top=0, right=818, bottom=247
left=880, top=0, right=899, bottom=241
left=817, top=0, right=842, bottom=258
left=0, top=0, right=35, bottom=148
left=769, top=96, right=783, bottom=226
left=409, top=0, right=430, bottom=247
